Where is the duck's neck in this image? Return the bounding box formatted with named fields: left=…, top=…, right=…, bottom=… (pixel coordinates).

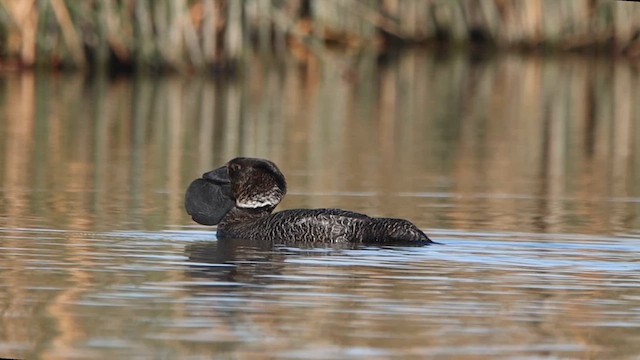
left=221, top=205, right=275, bottom=223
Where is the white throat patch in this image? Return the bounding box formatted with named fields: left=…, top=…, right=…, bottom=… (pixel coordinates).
left=236, top=187, right=281, bottom=208
left=236, top=199, right=277, bottom=208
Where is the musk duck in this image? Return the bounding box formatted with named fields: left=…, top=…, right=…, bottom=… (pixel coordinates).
left=185, top=157, right=434, bottom=245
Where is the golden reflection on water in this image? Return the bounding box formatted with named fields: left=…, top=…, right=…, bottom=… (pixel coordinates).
left=0, top=52, right=640, bottom=358
left=1, top=51, right=639, bottom=235
left=0, top=56, right=638, bottom=359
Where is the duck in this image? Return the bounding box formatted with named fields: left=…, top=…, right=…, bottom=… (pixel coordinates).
left=185, top=157, right=434, bottom=245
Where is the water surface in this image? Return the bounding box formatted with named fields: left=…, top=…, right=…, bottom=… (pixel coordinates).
left=1, top=51, right=639, bottom=359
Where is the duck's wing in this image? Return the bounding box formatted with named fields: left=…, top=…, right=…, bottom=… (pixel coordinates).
left=283, top=208, right=371, bottom=219
left=269, top=209, right=434, bottom=245
left=185, top=166, right=235, bottom=225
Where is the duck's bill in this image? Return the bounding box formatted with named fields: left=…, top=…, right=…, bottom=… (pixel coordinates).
left=202, top=166, right=231, bottom=184
left=185, top=166, right=235, bottom=225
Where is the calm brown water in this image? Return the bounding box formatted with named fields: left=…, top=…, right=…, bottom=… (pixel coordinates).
left=1, top=51, right=640, bottom=359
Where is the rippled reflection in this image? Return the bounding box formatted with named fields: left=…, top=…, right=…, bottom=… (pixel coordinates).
left=1, top=52, right=640, bottom=235
left=1, top=51, right=640, bottom=358
left=3, top=227, right=637, bottom=358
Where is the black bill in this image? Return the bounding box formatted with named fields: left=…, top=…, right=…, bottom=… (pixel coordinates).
left=184, top=166, right=235, bottom=225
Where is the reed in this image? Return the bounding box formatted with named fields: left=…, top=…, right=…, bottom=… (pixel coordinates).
left=0, top=0, right=637, bottom=71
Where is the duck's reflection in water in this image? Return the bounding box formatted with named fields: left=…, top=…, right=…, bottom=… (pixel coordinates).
left=184, top=237, right=355, bottom=284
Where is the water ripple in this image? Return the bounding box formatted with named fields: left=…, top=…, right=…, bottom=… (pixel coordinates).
left=0, top=226, right=639, bottom=358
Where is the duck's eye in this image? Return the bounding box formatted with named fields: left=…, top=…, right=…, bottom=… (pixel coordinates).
left=229, top=163, right=241, bottom=173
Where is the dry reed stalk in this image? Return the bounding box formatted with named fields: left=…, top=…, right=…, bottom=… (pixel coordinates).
left=201, top=0, right=217, bottom=62
left=225, top=0, right=243, bottom=61
left=50, top=0, right=85, bottom=66
left=134, top=0, right=154, bottom=66
left=0, top=0, right=38, bottom=65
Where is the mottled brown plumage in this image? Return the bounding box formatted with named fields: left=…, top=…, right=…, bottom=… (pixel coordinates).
left=186, top=157, right=434, bottom=245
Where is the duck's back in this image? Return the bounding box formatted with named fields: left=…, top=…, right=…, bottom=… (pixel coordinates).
left=217, top=208, right=431, bottom=244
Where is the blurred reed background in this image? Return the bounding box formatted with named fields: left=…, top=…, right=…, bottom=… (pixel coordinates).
left=0, top=0, right=638, bottom=71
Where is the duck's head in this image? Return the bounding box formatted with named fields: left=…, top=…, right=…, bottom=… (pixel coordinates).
left=185, top=157, right=287, bottom=225
left=225, top=157, right=287, bottom=210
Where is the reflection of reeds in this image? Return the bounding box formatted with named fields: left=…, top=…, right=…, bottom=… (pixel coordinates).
left=0, top=0, right=638, bottom=70
left=1, top=50, right=640, bottom=235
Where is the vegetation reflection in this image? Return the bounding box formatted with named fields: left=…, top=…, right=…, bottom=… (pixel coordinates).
left=0, top=51, right=639, bottom=234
